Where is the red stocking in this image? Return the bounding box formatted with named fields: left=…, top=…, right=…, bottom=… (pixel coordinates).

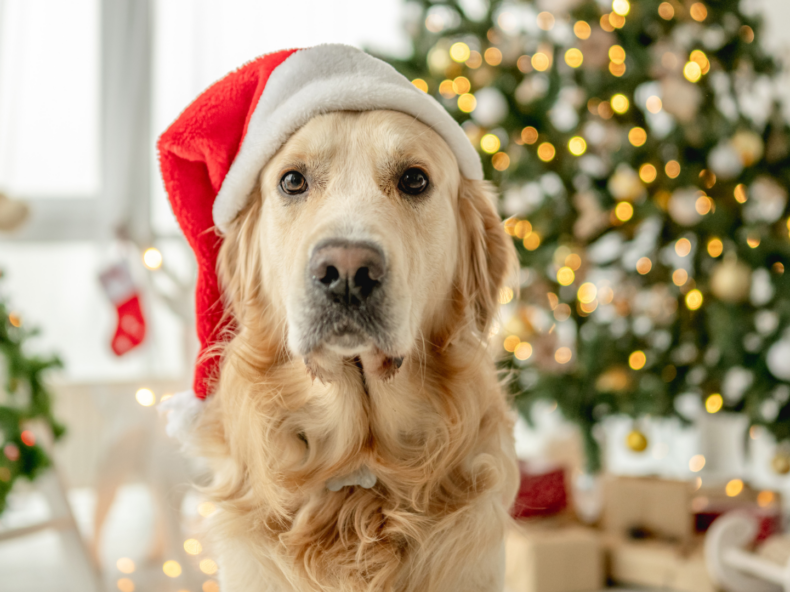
left=100, top=262, right=147, bottom=356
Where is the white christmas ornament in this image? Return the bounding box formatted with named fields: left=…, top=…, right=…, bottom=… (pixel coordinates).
left=549, top=101, right=579, bottom=132
left=471, top=87, right=509, bottom=127
left=750, top=268, right=774, bottom=306
left=722, top=367, right=753, bottom=404
left=708, top=142, right=743, bottom=180
left=668, top=187, right=704, bottom=226
left=744, top=177, right=787, bottom=223
left=766, top=337, right=790, bottom=381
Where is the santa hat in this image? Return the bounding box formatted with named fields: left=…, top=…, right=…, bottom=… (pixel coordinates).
left=158, top=44, right=483, bottom=411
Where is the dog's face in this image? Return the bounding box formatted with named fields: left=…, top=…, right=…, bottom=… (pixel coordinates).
left=224, top=110, right=511, bottom=370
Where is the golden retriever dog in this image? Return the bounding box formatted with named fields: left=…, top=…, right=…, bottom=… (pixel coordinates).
left=191, top=109, right=519, bottom=592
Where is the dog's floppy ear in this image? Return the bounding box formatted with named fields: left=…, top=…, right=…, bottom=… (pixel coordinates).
left=456, top=178, right=517, bottom=334
left=217, top=189, right=264, bottom=321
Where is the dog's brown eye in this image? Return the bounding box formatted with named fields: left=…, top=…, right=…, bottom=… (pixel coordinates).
left=398, top=168, right=429, bottom=195
left=280, top=171, right=307, bottom=195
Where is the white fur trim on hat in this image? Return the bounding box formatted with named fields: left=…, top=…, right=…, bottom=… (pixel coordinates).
left=213, top=44, right=483, bottom=233
left=159, top=389, right=204, bottom=442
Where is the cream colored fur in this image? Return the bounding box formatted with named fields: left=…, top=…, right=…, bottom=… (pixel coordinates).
left=193, top=111, right=519, bottom=591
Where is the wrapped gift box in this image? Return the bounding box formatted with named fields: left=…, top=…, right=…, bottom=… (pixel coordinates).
left=605, top=535, right=715, bottom=592
left=603, top=475, right=693, bottom=542
left=505, top=519, right=604, bottom=592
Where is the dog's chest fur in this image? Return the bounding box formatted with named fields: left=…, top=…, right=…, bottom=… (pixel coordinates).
left=201, top=343, right=516, bottom=592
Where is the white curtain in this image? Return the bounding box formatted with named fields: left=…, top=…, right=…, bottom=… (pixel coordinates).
left=0, top=0, right=100, bottom=197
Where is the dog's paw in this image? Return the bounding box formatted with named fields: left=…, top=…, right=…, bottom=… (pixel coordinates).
left=360, top=349, right=404, bottom=381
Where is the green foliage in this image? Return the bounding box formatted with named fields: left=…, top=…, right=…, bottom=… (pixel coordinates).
left=0, top=272, right=64, bottom=513
left=386, top=0, right=790, bottom=471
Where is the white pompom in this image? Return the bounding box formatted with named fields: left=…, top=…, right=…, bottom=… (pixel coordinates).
left=159, top=390, right=204, bottom=443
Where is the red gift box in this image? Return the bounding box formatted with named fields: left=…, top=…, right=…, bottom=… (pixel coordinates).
left=511, top=461, right=567, bottom=519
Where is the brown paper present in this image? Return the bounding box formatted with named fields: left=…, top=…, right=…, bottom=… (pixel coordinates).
left=505, top=519, right=604, bottom=592
left=603, top=475, right=693, bottom=542
left=605, top=535, right=716, bottom=592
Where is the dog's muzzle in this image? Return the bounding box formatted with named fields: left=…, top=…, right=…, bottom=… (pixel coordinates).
left=302, top=238, right=391, bottom=353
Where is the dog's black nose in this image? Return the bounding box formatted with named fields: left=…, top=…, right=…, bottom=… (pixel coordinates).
left=309, top=240, right=385, bottom=305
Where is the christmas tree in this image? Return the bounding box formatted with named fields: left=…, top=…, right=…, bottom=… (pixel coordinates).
left=0, top=272, right=64, bottom=513
left=385, top=0, right=790, bottom=471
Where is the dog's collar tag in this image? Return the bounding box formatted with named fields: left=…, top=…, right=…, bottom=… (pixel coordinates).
left=326, top=466, right=377, bottom=491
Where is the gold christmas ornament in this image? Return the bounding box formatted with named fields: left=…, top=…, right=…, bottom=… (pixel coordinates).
left=772, top=453, right=790, bottom=475
left=710, top=254, right=752, bottom=303
left=626, top=429, right=648, bottom=452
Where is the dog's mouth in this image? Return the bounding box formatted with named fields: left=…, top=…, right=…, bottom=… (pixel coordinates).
left=299, top=301, right=393, bottom=357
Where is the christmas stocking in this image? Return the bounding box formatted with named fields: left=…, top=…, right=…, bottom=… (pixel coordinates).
left=99, top=261, right=146, bottom=356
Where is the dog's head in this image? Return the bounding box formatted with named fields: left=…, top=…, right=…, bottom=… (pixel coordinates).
left=219, top=110, right=513, bottom=373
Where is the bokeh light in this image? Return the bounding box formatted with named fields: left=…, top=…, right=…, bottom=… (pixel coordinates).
left=565, top=48, right=584, bottom=68
left=484, top=47, right=502, bottom=66
left=707, top=238, right=723, bottom=258
left=675, top=238, right=692, bottom=257
left=480, top=134, right=500, bottom=154
left=628, top=127, right=647, bottom=147
left=684, top=61, right=702, bottom=82
left=646, top=96, right=662, bottom=113
left=135, top=388, right=155, bottom=407
left=636, top=257, right=652, bottom=275
left=685, top=289, right=703, bottom=310
left=457, top=93, right=476, bottom=113
left=706, top=393, right=723, bottom=414
left=411, top=79, right=428, bottom=93
left=556, top=266, right=575, bottom=286
left=690, top=2, right=708, bottom=21
left=555, top=347, right=573, bottom=364
left=639, top=164, right=657, bottom=183
left=492, top=152, right=510, bottom=171
left=734, top=184, right=748, bottom=203
left=142, top=247, right=163, bottom=270
left=658, top=2, right=674, bottom=19
left=689, top=455, right=706, bottom=472
left=514, top=342, right=533, bottom=361
left=725, top=478, right=744, bottom=497
left=568, top=136, right=587, bottom=156
left=536, top=11, right=555, bottom=30
left=615, top=202, right=633, bottom=222
left=531, top=53, right=550, bottom=72
left=611, top=95, right=630, bottom=114
left=628, top=351, right=646, bottom=370
left=163, top=561, right=182, bottom=578
left=537, top=142, right=556, bottom=162
left=449, top=42, right=471, bottom=63
left=521, top=126, right=539, bottom=145
left=574, top=21, right=591, bottom=39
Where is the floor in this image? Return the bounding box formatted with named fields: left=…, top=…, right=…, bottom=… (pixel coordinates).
left=0, top=483, right=209, bottom=592
left=0, top=483, right=643, bottom=592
